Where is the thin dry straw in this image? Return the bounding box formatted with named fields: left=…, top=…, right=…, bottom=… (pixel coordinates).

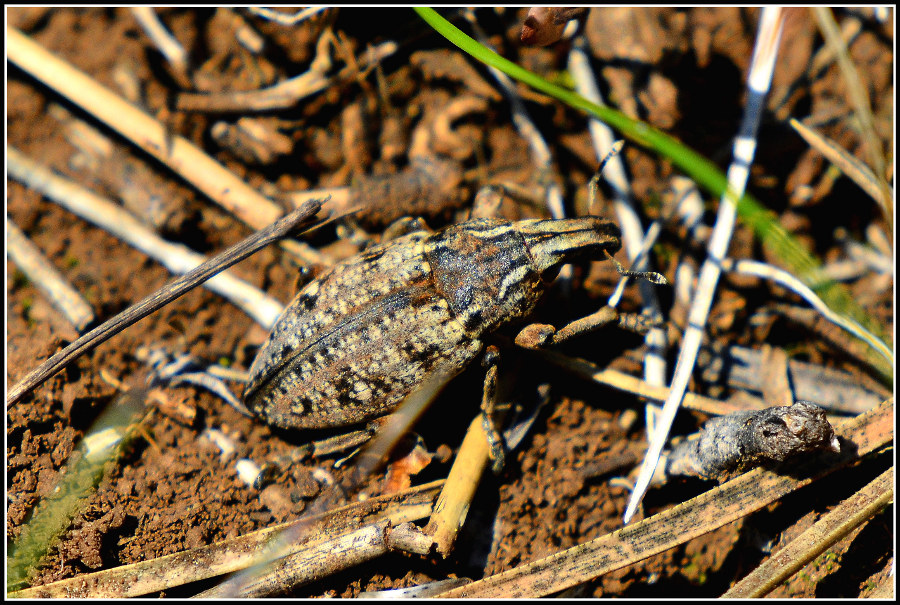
left=790, top=117, right=893, bottom=212
left=7, top=147, right=286, bottom=329
left=812, top=7, right=892, bottom=231
left=7, top=219, right=95, bottom=331
left=6, top=26, right=283, bottom=230
left=723, top=258, right=892, bottom=363
left=8, top=481, right=444, bottom=598
left=624, top=7, right=786, bottom=524
left=568, top=36, right=668, bottom=389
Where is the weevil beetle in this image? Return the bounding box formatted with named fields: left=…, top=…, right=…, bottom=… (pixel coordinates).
left=243, top=217, right=621, bottom=430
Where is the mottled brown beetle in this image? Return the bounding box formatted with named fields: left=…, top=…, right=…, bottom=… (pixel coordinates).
left=243, top=216, right=621, bottom=431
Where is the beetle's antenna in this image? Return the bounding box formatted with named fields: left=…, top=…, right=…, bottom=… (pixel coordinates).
left=604, top=249, right=668, bottom=285
left=588, top=139, right=625, bottom=216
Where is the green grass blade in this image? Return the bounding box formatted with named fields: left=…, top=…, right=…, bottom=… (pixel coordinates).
left=7, top=390, right=147, bottom=593
left=414, top=7, right=892, bottom=380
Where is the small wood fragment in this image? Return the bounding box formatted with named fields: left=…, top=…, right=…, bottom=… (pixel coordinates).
left=663, top=402, right=840, bottom=481
left=287, top=155, right=467, bottom=228
left=759, top=344, right=794, bottom=407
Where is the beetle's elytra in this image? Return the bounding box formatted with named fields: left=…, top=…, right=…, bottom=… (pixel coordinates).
left=243, top=217, right=621, bottom=430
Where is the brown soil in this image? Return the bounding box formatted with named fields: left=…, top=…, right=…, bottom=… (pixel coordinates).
left=7, top=7, right=893, bottom=598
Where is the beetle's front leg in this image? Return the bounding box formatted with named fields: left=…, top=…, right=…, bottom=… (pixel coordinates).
left=515, top=305, right=662, bottom=350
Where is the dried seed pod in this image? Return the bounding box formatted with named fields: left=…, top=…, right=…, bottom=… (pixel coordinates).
left=244, top=217, right=621, bottom=430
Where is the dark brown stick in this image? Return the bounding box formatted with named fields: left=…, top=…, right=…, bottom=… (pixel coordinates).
left=7, top=200, right=322, bottom=407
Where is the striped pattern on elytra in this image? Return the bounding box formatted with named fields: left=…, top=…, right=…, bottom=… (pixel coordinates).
left=243, top=216, right=621, bottom=430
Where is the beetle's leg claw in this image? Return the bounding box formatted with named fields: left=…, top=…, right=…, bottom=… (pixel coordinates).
left=480, top=345, right=508, bottom=474
left=482, top=412, right=507, bottom=474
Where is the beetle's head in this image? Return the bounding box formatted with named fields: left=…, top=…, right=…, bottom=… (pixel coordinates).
left=517, top=217, right=622, bottom=277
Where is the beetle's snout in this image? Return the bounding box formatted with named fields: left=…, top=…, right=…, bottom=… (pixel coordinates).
left=518, top=217, right=622, bottom=274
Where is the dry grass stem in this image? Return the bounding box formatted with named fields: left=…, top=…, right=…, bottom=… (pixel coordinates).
left=723, top=257, right=892, bottom=364
left=723, top=466, right=893, bottom=597
left=790, top=117, right=893, bottom=217
left=6, top=200, right=322, bottom=407
left=7, top=147, right=286, bottom=329
left=194, top=489, right=438, bottom=598
left=6, top=26, right=284, bottom=230
left=10, top=481, right=443, bottom=598
left=812, top=7, right=892, bottom=231
left=7, top=219, right=95, bottom=331
left=626, top=8, right=786, bottom=523
left=536, top=348, right=763, bottom=417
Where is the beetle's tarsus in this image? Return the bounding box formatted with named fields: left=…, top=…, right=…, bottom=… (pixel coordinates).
left=479, top=347, right=508, bottom=474
left=514, top=323, right=557, bottom=349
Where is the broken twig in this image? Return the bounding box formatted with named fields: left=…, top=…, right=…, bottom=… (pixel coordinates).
left=10, top=481, right=443, bottom=598
left=662, top=402, right=840, bottom=481
left=6, top=200, right=322, bottom=407
left=437, top=398, right=892, bottom=598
